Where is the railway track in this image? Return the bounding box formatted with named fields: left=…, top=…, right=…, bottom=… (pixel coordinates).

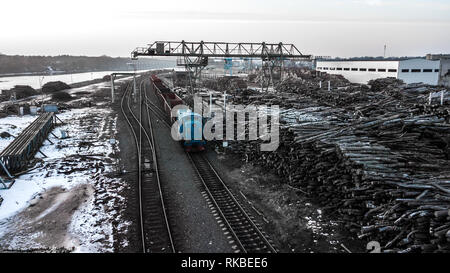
left=145, top=77, right=277, bottom=253
left=120, top=79, right=175, bottom=253
left=188, top=153, right=277, bottom=253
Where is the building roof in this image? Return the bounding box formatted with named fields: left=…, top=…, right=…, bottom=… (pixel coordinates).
left=316, top=57, right=424, bottom=62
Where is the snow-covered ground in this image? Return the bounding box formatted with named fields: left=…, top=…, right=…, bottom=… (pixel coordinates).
left=0, top=107, right=129, bottom=252
left=0, top=115, right=37, bottom=151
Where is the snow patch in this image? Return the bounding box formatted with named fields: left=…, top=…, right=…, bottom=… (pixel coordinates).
left=0, top=106, right=128, bottom=252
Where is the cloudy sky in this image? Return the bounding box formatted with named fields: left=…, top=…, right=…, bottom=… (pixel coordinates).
left=1, top=0, right=449, bottom=57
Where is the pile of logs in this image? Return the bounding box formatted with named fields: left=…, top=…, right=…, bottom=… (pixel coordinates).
left=202, top=76, right=247, bottom=91
left=282, top=67, right=352, bottom=87
left=42, top=81, right=71, bottom=93
left=1, top=85, right=38, bottom=101
left=368, top=77, right=405, bottom=92
left=220, top=72, right=450, bottom=252
left=414, top=104, right=450, bottom=122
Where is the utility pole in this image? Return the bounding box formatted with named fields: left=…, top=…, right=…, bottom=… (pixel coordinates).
left=39, top=76, right=45, bottom=112
left=110, top=74, right=115, bottom=103
left=127, top=62, right=138, bottom=102
left=209, top=92, right=213, bottom=117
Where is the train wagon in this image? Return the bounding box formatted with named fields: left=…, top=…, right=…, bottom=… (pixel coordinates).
left=150, top=75, right=206, bottom=152
left=176, top=109, right=206, bottom=152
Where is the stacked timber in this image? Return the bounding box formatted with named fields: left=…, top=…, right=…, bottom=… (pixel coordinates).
left=203, top=76, right=247, bottom=91
left=219, top=72, right=450, bottom=252
left=42, top=81, right=71, bottom=93
left=368, top=77, right=404, bottom=92
left=285, top=68, right=352, bottom=87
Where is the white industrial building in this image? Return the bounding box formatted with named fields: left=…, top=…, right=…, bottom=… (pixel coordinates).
left=316, top=57, right=448, bottom=86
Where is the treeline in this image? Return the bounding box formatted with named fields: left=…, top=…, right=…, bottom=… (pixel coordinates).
left=0, top=54, right=175, bottom=75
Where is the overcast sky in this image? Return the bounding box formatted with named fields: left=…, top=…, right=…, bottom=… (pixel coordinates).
left=1, top=0, right=449, bottom=57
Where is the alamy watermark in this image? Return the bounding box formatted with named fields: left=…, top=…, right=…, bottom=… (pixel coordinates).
left=170, top=95, right=280, bottom=152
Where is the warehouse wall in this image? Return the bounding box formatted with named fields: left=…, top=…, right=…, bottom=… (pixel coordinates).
left=317, top=59, right=442, bottom=85
left=316, top=60, right=399, bottom=84
left=397, top=59, right=440, bottom=85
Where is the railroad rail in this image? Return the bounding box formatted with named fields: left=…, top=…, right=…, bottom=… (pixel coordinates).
left=144, top=77, right=277, bottom=253
left=0, top=112, right=54, bottom=177
left=120, top=79, right=175, bottom=253
left=188, top=153, right=277, bottom=253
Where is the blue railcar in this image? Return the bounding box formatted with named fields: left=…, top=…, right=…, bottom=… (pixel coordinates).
left=176, top=109, right=206, bottom=152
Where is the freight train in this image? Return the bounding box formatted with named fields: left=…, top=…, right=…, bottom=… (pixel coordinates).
left=150, top=75, right=206, bottom=152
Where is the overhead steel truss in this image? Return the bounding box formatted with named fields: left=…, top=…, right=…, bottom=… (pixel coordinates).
left=131, top=41, right=311, bottom=91
left=132, top=41, right=310, bottom=59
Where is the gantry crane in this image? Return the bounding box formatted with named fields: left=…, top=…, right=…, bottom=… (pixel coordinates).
left=131, top=40, right=311, bottom=92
